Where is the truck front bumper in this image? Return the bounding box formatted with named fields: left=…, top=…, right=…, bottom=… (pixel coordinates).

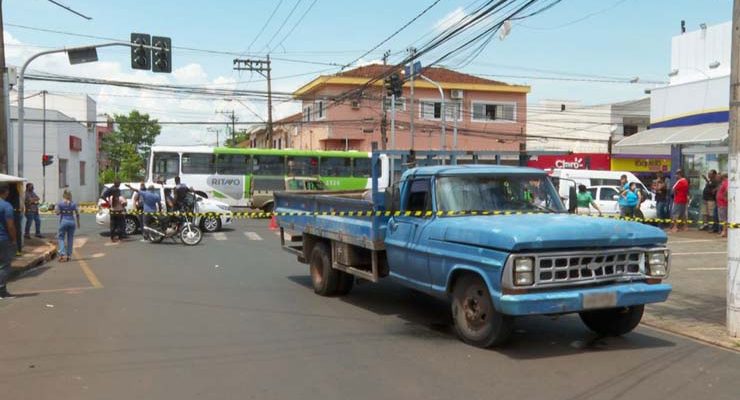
left=498, top=282, right=671, bottom=316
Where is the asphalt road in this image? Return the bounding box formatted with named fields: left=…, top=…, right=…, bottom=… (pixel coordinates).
left=1, top=215, right=739, bottom=400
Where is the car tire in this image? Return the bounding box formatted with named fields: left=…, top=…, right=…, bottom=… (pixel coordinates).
left=309, top=242, right=339, bottom=296
left=201, top=215, right=221, bottom=232
left=451, top=274, right=513, bottom=348
left=262, top=203, right=274, bottom=213
left=579, top=305, right=644, bottom=336
left=124, top=216, right=139, bottom=236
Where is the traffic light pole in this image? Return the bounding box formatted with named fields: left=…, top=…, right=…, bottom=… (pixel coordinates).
left=15, top=41, right=161, bottom=177
left=42, top=90, right=46, bottom=203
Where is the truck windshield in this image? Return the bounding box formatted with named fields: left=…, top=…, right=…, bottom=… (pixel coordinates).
left=436, top=175, right=565, bottom=213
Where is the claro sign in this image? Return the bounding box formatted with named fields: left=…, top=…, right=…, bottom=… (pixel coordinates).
left=527, top=153, right=611, bottom=171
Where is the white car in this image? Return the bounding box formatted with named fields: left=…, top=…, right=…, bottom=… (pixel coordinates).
left=96, top=183, right=233, bottom=235
left=586, top=185, right=657, bottom=220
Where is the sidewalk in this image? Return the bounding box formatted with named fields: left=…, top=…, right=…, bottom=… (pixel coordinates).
left=642, top=230, right=740, bottom=350
left=10, top=236, right=57, bottom=273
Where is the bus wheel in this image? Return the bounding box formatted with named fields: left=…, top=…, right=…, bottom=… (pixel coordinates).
left=309, top=242, right=338, bottom=296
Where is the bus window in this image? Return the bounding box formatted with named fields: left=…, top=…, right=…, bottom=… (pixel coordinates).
left=216, top=154, right=249, bottom=175
left=286, top=179, right=302, bottom=190
left=286, top=156, right=318, bottom=176
left=153, top=152, right=179, bottom=180
left=353, top=158, right=372, bottom=177
left=182, top=153, right=215, bottom=174
left=253, top=155, right=285, bottom=176
left=319, top=157, right=351, bottom=177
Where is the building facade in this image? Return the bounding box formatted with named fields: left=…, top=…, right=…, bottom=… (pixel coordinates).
left=10, top=106, right=98, bottom=202
left=290, top=64, right=529, bottom=157
left=616, top=21, right=730, bottom=199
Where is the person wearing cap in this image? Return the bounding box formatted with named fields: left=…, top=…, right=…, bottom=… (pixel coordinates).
left=127, top=184, right=161, bottom=241
left=0, top=185, right=18, bottom=299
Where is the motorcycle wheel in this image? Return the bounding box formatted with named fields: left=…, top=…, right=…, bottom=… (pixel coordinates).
left=180, top=223, right=203, bottom=246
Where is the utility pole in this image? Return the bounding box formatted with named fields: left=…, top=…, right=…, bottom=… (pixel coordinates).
left=0, top=1, right=8, bottom=174
left=42, top=90, right=47, bottom=202
left=233, top=57, right=272, bottom=147
left=216, top=110, right=236, bottom=146
left=380, top=50, right=391, bottom=150
left=407, top=47, right=416, bottom=150
left=727, top=0, right=740, bottom=337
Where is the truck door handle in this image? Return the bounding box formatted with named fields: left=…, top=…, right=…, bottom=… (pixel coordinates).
left=389, top=220, right=398, bottom=232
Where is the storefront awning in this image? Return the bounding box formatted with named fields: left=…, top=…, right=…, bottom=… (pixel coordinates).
left=615, top=122, right=728, bottom=147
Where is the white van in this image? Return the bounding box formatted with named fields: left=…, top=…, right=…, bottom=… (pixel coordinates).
left=548, top=169, right=657, bottom=218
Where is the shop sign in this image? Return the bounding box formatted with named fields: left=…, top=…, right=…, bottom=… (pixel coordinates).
left=527, top=153, right=611, bottom=170
left=610, top=157, right=670, bottom=172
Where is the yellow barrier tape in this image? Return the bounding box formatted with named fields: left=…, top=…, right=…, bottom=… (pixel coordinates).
left=38, top=208, right=740, bottom=229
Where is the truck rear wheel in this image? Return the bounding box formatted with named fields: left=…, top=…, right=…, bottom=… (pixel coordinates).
left=309, top=242, right=339, bottom=296
left=579, top=305, right=644, bottom=336
left=335, top=271, right=354, bottom=296
left=451, top=274, right=513, bottom=348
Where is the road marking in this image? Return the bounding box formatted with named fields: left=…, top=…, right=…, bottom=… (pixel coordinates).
left=91, top=252, right=105, bottom=258
left=244, top=231, right=263, bottom=241
left=672, top=251, right=727, bottom=255
left=14, top=286, right=99, bottom=295
left=687, top=267, right=727, bottom=271
left=103, top=242, right=120, bottom=247
left=77, top=257, right=103, bottom=289
left=74, top=237, right=89, bottom=248
left=213, top=232, right=227, bottom=241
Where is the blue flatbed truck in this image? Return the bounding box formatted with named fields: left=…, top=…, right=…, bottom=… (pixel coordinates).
left=275, top=156, right=671, bottom=348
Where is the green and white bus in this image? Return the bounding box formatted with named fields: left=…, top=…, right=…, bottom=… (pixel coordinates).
left=146, top=146, right=389, bottom=207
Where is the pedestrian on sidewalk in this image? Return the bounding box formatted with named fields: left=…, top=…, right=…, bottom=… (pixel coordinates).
left=700, top=170, right=718, bottom=231
left=654, top=172, right=669, bottom=227
left=0, top=185, right=18, bottom=299
left=717, top=172, right=729, bottom=238
left=576, top=185, right=602, bottom=216
left=24, top=182, right=42, bottom=239
left=670, top=169, right=690, bottom=233
left=56, top=190, right=80, bottom=262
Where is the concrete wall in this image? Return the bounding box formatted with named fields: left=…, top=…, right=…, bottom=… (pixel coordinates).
left=10, top=106, right=98, bottom=203
left=670, top=21, right=730, bottom=86
left=650, top=75, right=729, bottom=123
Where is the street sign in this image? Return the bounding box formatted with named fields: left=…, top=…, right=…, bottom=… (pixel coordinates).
left=404, top=61, right=422, bottom=78
left=68, top=46, right=98, bottom=65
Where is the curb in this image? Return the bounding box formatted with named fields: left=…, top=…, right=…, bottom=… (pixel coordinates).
left=642, top=313, right=740, bottom=353
left=10, top=239, right=58, bottom=276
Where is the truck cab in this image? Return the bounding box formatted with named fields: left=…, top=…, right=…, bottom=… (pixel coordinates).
left=276, top=164, right=671, bottom=348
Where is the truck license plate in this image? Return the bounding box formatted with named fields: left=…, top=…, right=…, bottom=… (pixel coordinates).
left=582, top=292, right=617, bottom=309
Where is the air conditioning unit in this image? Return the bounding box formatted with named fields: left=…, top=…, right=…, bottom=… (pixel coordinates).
left=450, top=89, right=464, bottom=99
left=351, top=100, right=360, bottom=110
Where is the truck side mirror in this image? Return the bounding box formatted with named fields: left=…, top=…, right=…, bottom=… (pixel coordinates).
left=568, top=186, right=578, bottom=214
left=384, top=183, right=399, bottom=212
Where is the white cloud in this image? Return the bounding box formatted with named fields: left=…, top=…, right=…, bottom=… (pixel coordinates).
left=173, top=63, right=208, bottom=84
left=435, top=7, right=467, bottom=33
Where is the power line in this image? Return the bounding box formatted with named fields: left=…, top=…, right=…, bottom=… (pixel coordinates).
left=46, top=0, right=92, bottom=20
left=244, top=0, right=285, bottom=53
left=262, top=0, right=304, bottom=53
left=271, top=0, right=319, bottom=53
left=516, top=0, right=630, bottom=30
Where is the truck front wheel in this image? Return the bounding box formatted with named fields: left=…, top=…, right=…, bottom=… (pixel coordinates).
left=451, top=275, right=513, bottom=348
left=579, top=305, right=644, bottom=336
left=309, top=242, right=339, bottom=296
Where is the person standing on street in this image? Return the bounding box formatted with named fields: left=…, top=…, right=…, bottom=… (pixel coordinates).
left=717, top=172, right=729, bottom=238
left=0, top=185, right=18, bottom=299
left=700, top=170, right=718, bottom=231
left=132, top=182, right=146, bottom=239
left=654, top=172, right=669, bottom=227
left=24, top=182, right=42, bottom=239
left=56, top=190, right=80, bottom=262
left=621, top=182, right=641, bottom=218
left=576, top=185, right=602, bottom=216
left=127, top=184, right=161, bottom=241
left=618, top=174, right=630, bottom=217
left=102, top=180, right=127, bottom=242
left=670, top=169, right=690, bottom=233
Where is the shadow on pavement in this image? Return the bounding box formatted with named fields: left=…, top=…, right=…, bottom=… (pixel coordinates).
left=287, top=274, right=677, bottom=358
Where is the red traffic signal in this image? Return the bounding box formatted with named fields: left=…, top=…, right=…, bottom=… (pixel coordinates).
left=42, top=154, right=54, bottom=166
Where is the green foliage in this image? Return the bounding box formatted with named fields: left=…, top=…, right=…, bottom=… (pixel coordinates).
left=99, top=110, right=161, bottom=183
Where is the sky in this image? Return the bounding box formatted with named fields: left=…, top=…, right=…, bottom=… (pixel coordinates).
left=3, top=0, right=733, bottom=145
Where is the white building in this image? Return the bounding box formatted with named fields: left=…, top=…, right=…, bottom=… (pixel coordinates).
left=616, top=21, right=730, bottom=198
left=526, top=98, right=652, bottom=154
left=10, top=105, right=98, bottom=203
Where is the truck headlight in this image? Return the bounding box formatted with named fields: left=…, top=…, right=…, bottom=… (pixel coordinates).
left=646, top=250, right=669, bottom=277
left=513, top=257, right=535, bottom=286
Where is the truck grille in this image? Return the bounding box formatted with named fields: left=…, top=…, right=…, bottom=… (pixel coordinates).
left=536, top=250, right=644, bottom=286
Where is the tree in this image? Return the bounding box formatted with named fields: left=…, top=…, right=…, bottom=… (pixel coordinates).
left=100, top=110, right=161, bottom=182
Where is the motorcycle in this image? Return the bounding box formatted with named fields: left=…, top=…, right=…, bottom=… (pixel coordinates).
left=143, top=200, right=203, bottom=247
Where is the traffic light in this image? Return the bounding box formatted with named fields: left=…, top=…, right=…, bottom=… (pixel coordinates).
left=42, top=154, right=54, bottom=166
left=385, top=73, right=403, bottom=98
left=152, top=36, right=172, bottom=73
left=131, top=33, right=151, bottom=70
